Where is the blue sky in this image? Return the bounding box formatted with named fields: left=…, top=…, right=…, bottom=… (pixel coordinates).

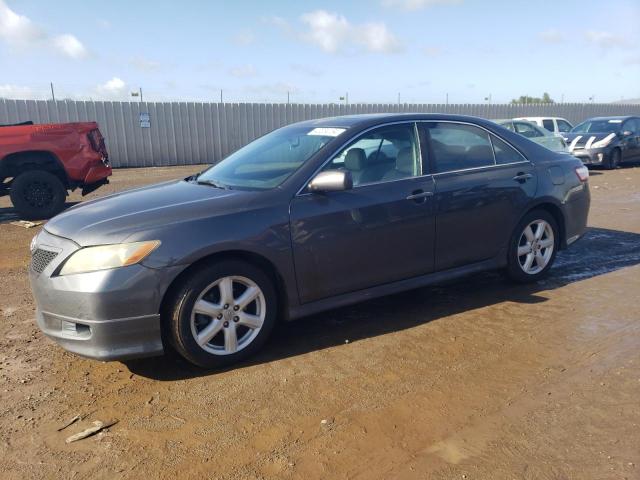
left=1, top=0, right=639, bottom=103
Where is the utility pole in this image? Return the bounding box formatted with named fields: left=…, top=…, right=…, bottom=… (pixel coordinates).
left=397, top=92, right=401, bottom=105
left=446, top=93, right=449, bottom=105
left=561, top=93, right=565, bottom=103
left=139, top=87, right=143, bottom=102
left=50, top=82, right=56, bottom=101
left=220, top=89, right=223, bottom=103
left=287, top=91, right=290, bottom=104
left=346, top=92, right=349, bottom=105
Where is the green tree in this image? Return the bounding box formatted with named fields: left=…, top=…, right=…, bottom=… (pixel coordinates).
left=511, top=92, right=555, bottom=104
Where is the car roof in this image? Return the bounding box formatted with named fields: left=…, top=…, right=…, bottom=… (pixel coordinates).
left=584, top=115, right=638, bottom=121
left=515, top=116, right=567, bottom=120
left=293, top=113, right=501, bottom=129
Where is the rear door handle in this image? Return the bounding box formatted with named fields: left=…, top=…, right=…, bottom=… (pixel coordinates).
left=512, top=172, right=533, bottom=183
left=406, top=190, right=434, bottom=202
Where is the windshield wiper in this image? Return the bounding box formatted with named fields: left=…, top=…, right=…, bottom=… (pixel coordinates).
left=196, top=179, right=231, bottom=190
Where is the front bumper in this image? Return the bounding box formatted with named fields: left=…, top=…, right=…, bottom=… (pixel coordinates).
left=29, top=229, right=182, bottom=361
left=571, top=147, right=609, bottom=166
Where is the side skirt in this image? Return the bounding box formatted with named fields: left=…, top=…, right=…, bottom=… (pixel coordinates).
left=287, top=254, right=506, bottom=321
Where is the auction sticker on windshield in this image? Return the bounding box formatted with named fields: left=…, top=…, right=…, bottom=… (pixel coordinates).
left=308, top=127, right=346, bottom=136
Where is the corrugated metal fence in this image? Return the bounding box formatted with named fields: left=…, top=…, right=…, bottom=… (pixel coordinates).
left=1, top=99, right=638, bottom=168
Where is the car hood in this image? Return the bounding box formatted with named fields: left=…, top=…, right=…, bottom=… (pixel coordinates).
left=562, top=132, right=617, bottom=148
left=45, top=180, right=255, bottom=246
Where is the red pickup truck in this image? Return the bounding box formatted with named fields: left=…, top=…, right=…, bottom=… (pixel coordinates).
left=0, top=121, right=111, bottom=219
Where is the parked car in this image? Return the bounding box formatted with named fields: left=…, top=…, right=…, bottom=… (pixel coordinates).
left=0, top=121, right=111, bottom=218
left=493, top=119, right=569, bottom=153
left=563, top=116, right=640, bottom=169
left=514, top=117, right=573, bottom=136
left=29, top=114, right=590, bottom=368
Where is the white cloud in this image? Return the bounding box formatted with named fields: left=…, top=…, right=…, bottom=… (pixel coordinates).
left=0, top=0, right=43, bottom=46
left=130, top=56, right=161, bottom=72
left=289, top=63, right=324, bottom=76
left=0, top=84, right=37, bottom=99
left=381, top=0, right=462, bottom=11
left=0, top=0, right=87, bottom=59
left=232, top=29, right=255, bottom=46
left=229, top=64, right=257, bottom=78
left=95, top=77, right=128, bottom=99
left=53, top=34, right=87, bottom=59
left=299, top=10, right=402, bottom=54
left=539, top=29, right=564, bottom=44
left=585, top=30, right=629, bottom=49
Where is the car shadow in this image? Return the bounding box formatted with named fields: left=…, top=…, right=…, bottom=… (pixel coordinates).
left=125, top=226, right=640, bottom=380
left=0, top=201, right=81, bottom=224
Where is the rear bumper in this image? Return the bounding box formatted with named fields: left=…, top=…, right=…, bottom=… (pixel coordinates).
left=563, top=183, right=590, bottom=247
left=83, top=163, right=112, bottom=185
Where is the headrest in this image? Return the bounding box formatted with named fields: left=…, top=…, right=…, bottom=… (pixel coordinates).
left=396, top=147, right=415, bottom=174
left=344, top=148, right=367, bottom=171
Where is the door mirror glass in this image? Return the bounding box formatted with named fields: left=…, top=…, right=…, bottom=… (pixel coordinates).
left=308, top=170, right=353, bottom=192
left=622, top=130, right=633, bottom=137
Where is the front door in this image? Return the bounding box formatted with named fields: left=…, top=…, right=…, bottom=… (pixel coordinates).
left=423, top=121, right=537, bottom=271
left=289, top=123, right=436, bottom=304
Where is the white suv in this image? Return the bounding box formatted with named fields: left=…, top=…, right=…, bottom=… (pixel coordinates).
left=514, top=117, right=573, bottom=136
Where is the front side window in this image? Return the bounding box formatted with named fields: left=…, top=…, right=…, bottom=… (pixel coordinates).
left=542, top=119, right=555, bottom=131
left=556, top=120, right=572, bottom=132
left=623, top=119, right=639, bottom=134
left=197, top=125, right=343, bottom=189
left=514, top=122, right=543, bottom=138
left=321, top=124, right=421, bottom=186
left=426, top=123, right=494, bottom=173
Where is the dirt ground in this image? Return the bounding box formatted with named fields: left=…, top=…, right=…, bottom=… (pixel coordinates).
left=1, top=164, right=639, bottom=480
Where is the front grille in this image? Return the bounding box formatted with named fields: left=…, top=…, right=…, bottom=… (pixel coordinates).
left=31, top=248, right=59, bottom=274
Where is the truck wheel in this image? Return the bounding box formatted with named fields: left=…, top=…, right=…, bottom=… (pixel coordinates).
left=10, top=170, right=67, bottom=219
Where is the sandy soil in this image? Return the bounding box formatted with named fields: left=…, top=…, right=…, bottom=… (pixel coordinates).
left=0, top=164, right=639, bottom=480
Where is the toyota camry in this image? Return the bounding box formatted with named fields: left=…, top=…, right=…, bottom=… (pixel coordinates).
left=29, top=114, right=590, bottom=368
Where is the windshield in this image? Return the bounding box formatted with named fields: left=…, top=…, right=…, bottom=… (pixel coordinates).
left=195, top=125, right=345, bottom=190
left=571, top=119, right=622, bottom=134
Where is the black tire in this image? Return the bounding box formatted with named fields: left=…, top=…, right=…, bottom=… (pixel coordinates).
left=506, top=209, right=559, bottom=283
left=10, top=170, right=67, bottom=219
left=165, top=259, right=278, bottom=369
left=604, top=148, right=621, bottom=170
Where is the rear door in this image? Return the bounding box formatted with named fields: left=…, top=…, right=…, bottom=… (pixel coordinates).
left=423, top=122, right=537, bottom=271
left=289, top=122, right=436, bottom=304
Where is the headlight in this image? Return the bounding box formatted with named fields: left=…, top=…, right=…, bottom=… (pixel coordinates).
left=59, top=241, right=160, bottom=275
left=591, top=133, right=615, bottom=149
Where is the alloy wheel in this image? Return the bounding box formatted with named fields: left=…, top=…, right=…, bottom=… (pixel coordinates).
left=517, top=219, right=555, bottom=275
left=190, top=275, right=266, bottom=355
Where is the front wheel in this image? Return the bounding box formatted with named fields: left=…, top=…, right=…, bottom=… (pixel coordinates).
left=165, top=260, right=277, bottom=368
left=604, top=148, right=621, bottom=170
left=506, top=210, right=559, bottom=283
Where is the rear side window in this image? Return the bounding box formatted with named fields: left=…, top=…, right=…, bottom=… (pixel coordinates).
left=491, top=135, right=525, bottom=164
left=556, top=120, right=572, bottom=132
left=542, top=119, right=555, bottom=131
left=426, top=123, right=495, bottom=173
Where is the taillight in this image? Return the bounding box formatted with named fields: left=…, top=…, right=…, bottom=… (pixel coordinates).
left=575, top=165, right=589, bottom=182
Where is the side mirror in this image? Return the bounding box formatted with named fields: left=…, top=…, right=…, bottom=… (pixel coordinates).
left=308, top=170, right=353, bottom=192
left=622, top=130, right=633, bottom=137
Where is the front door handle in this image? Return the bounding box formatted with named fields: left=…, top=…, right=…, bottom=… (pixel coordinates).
left=406, top=190, right=434, bottom=203
left=513, top=172, right=533, bottom=183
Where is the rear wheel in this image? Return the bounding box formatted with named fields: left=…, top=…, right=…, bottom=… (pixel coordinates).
left=506, top=210, right=559, bottom=283
left=166, top=260, right=277, bottom=368
left=604, top=148, right=621, bottom=170
left=10, top=170, right=66, bottom=219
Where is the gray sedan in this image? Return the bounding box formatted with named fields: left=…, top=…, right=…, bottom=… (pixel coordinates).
left=29, top=114, right=590, bottom=368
